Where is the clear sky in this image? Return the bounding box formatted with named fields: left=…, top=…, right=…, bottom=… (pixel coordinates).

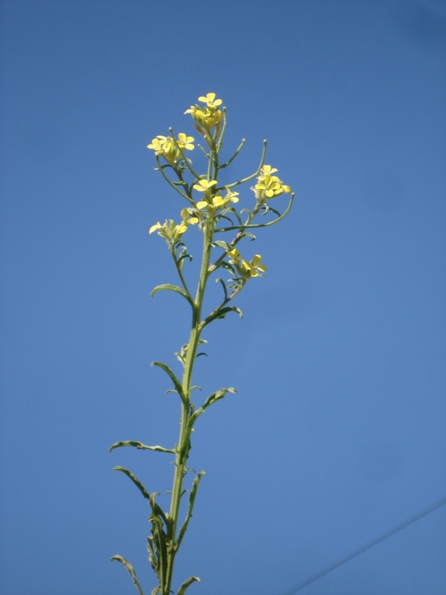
left=1, top=1, right=445, bottom=594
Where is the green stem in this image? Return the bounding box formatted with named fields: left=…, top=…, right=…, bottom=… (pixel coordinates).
left=164, top=215, right=215, bottom=595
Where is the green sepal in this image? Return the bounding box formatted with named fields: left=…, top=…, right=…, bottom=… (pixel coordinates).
left=111, top=555, right=145, bottom=595
left=177, top=471, right=206, bottom=548
left=151, top=284, right=194, bottom=307
left=108, top=441, right=175, bottom=455
left=152, top=361, right=187, bottom=405
left=177, top=576, right=201, bottom=595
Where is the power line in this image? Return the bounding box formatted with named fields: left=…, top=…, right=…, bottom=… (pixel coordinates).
left=280, top=496, right=446, bottom=595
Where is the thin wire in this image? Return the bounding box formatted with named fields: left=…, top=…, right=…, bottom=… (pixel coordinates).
left=280, top=496, right=446, bottom=595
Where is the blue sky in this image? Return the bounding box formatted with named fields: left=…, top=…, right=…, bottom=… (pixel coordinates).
left=1, top=1, right=445, bottom=594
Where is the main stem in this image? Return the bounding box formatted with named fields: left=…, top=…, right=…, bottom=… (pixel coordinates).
left=164, top=217, right=215, bottom=594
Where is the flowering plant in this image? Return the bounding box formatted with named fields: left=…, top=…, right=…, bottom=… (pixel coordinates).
left=110, top=93, right=294, bottom=595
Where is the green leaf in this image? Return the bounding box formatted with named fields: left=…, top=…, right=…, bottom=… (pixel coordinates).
left=114, top=466, right=170, bottom=529
left=202, top=306, right=243, bottom=327
left=202, top=387, right=236, bottom=413
left=177, top=576, right=201, bottom=595
left=215, top=212, right=235, bottom=227
left=216, top=277, right=228, bottom=302
left=151, top=284, right=194, bottom=307
left=111, top=555, right=145, bottom=595
left=147, top=536, right=159, bottom=574
left=109, top=441, right=175, bottom=455
left=239, top=231, right=256, bottom=241
left=190, top=387, right=237, bottom=425
left=112, top=466, right=152, bottom=501
left=226, top=205, right=243, bottom=226
left=213, top=240, right=232, bottom=251
left=177, top=472, right=206, bottom=548
left=152, top=361, right=186, bottom=404
left=148, top=514, right=168, bottom=587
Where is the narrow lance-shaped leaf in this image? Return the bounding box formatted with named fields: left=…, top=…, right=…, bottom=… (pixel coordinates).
left=112, top=467, right=170, bottom=526
left=112, top=466, right=152, bottom=501
left=151, top=284, right=194, bottom=307
left=213, top=240, right=232, bottom=251
left=149, top=492, right=171, bottom=528
left=152, top=361, right=187, bottom=405
left=149, top=514, right=168, bottom=588
left=109, top=440, right=175, bottom=454
left=201, top=306, right=243, bottom=328
left=147, top=535, right=159, bottom=575
left=191, top=387, right=237, bottom=423
left=177, top=471, right=206, bottom=548
left=111, top=555, right=145, bottom=595
left=215, top=277, right=228, bottom=302
left=177, top=576, right=201, bottom=595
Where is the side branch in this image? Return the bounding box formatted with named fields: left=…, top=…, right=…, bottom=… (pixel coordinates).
left=216, top=193, right=294, bottom=233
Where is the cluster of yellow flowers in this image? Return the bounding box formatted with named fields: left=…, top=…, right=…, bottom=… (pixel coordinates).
left=253, top=165, right=291, bottom=201
left=147, top=133, right=194, bottom=164
left=184, top=92, right=224, bottom=132
left=227, top=248, right=267, bottom=280
left=193, top=180, right=239, bottom=212
left=148, top=219, right=189, bottom=244
left=147, top=94, right=293, bottom=283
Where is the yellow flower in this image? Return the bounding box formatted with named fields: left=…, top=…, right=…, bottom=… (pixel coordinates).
left=147, top=136, right=170, bottom=154
left=198, top=93, right=223, bottom=109
left=223, top=188, right=239, bottom=204
left=149, top=221, right=163, bottom=234
left=241, top=254, right=267, bottom=278
left=180, top=208, right=200, bottom=225
left=261, top=165, right=278, bottom=176
left=253, top=165, right=292, bottom=201
left=228, top=249, right=266, bottom=280
left=196, top=186, right=239, bottom=212
left=149, top=219, right=188, bottom=245
left=176, top=133, right=195, bottom=151
left=185, top=93, right=224, bottom=132
left=227, top=248, right=241, bottom=261
left=193, top=179, right=217, bottom=193
left=147, top=133, right=194, bottom=164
